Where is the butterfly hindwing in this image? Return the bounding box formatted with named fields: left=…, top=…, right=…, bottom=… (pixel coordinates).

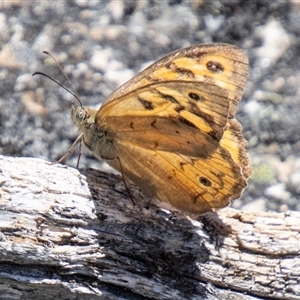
left=107, top=135, right=247, bottom=214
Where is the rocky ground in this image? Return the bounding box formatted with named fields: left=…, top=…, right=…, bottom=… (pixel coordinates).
left=1, top=1, right=300, bottom=212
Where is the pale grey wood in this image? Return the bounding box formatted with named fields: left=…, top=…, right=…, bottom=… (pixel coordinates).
left=0, top=155, right=299, bottom=300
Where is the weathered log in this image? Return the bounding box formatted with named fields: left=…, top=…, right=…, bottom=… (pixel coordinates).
left=0, top=155, right=299, bottom=300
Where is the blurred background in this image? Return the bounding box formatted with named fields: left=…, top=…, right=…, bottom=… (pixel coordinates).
left=1, top=0, right=300, bottom=212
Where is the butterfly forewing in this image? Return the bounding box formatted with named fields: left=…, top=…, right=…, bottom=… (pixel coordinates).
left=106, top=43, right=248, bottom=118
left=97, top=81, right=230, bottom=157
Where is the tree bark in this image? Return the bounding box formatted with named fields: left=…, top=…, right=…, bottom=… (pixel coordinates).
left=0, top=155, right=299, bottom=300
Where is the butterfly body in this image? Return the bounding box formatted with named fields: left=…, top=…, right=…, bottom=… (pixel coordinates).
left=72, top=43, right=251, bottom=214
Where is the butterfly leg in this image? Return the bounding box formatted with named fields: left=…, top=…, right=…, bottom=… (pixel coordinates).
left=117, top=157, right=136, bottom=205
left=54, top=133, right=84, bottom=166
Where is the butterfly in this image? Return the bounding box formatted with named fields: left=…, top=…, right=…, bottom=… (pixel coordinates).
left=71, top=43, right=251, bottom=214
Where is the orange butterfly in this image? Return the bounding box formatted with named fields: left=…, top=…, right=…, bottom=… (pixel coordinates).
left=70, top=43, right=251, bottom=214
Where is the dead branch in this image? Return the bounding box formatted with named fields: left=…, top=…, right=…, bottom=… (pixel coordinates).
left=0, top=155, right=299, bottom=300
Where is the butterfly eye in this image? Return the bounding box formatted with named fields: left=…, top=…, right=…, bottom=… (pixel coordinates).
left=76, top=108, right=87, bottom=122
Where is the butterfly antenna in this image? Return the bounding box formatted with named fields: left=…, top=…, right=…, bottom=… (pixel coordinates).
left=32, top=51, right=83, bottom=107
left=33, top=51, right=85, bottom=166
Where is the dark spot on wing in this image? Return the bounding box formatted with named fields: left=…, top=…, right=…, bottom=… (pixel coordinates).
left=138, top=96, right=154, bottom=110
left=165, top=62, right=195, bottom=78
left=199, top=177, right=211, bottom=187
left=175, top=67, right=195, bottom=78
left=174, top=105, right=185, bottom=113
left=185, top=51, right=208, bottom=59
left=179, top=161, right=186, bottom=171
left=145, top=75, right=160, bottom=82
left=165, top=62, right=172, bottom=69
left=188, top=92, right=201, bottom=101
left=206, top=61, right=224, bottom=74
left=151, top=119, right=157, bottom=128
left=155, top=89, right=180, bottom=104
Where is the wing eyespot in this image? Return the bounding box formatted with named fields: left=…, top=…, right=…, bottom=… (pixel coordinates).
left=199, top=177, right=211, bottom=187
left=206, top=61, right=224, bottom=73
left=188, top=92, right=201, bottom=101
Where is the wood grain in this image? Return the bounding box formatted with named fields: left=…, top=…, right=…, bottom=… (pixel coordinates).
left=0, top=155, right=299, bottom=300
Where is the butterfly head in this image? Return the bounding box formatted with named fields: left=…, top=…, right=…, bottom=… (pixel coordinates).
left=71, top=104, right=97, bottom=130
